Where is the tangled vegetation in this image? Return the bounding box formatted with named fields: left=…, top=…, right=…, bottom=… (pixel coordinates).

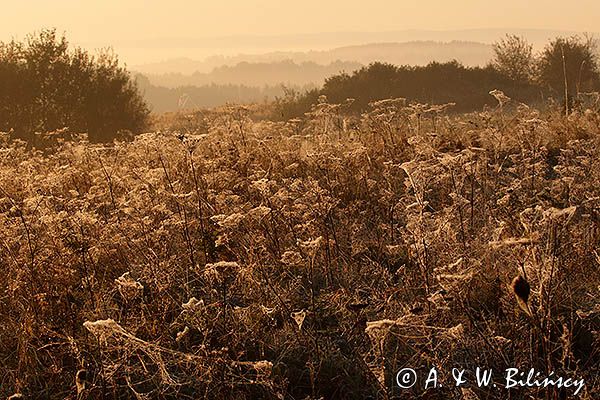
left=0, top=93, right=599, bottom=399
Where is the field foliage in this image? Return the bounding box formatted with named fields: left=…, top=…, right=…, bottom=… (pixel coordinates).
left=1, top=95, right=599, bottom=399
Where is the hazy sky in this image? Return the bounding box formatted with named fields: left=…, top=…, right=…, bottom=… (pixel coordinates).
left=2, top=0, right=599, bottom=64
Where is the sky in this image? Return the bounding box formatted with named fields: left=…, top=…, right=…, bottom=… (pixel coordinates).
left=2, top=0, right=599, bottom=64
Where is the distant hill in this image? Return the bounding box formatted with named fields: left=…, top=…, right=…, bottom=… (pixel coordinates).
left=121, top=28, right=598, bottom=67
left=129, top=31, right=599, bottom=114
left=143, top=60, right=362, bottom=88
left=133, top=41, right=493, bottom=75
left=134, top=74, right=311, bottom=113
left=306, top=41, right=493, bottom=66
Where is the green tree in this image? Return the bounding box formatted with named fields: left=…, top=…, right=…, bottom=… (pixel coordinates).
left=0, top=29, right=149, bottom=143
left=537, top=35, right=600, bottom=100
left=491, top=34, right=535, bottom=82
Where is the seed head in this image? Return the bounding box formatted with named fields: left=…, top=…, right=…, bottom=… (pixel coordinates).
left=511, top=275, right=532, bottom=316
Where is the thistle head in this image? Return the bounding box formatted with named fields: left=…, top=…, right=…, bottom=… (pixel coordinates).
left=511, top=275, right=532, bottom=317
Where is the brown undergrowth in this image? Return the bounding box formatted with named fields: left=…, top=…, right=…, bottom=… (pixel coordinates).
left=0, top=95, right=599, bottom=399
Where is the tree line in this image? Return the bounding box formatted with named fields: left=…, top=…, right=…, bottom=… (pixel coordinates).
left=135, top=74, right=314, bottom=113
left=1, top=30, right=599, bottom=142
left=144, top=60, right=362, bottom=88
left=276, top=35, right=600, bottom=119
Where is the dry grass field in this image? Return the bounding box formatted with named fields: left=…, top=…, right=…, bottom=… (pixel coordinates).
left=1, top=95, right=599, bottom=399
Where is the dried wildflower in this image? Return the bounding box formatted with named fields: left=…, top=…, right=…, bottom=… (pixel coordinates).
left=427, top=292, right=450, bottom=310
left=365, top=319, right=398, bottom=336
left=114, top=272, right=144, bottom=301
left=203, top=261, right=240, bottom=282
left=182, top=297, right=204, bottom=312
left=260, top=305, right=276, bottom=315
left=176, top=326, right=190, bottom=342
left=575, top=303, right=600, bottom=319
left=297, top=236, right=323, bottom=253
left=280, top=250, right=304, bottom=266
left=251, top=178, right=272, bottom=195
left=489, top=237, right=539, bottom=248
left=443, top=323, right=464, bottom=340
left=434, top=258, right=474, bottom=292
left=560, top=322, right=573, bottom=366
left=205, top=261, right=239, bottom=272
left=489, top=89, right=511, bottom=107
left=291, top=310, right=307, bottom=330
left=215, top=234, right=230, bottom=247
left=543, top=206, right=577, bottom=222
left=83, top=319, right=126, bottom=342
left=247, top=205, right=271, bottom=220
left=252, top=360, right=273, bottom=376
left=494, top=336, right=512, bottom=346
left=211, top=212, right=245, bottom=229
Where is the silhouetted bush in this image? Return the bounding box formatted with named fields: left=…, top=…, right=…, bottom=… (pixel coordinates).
left=491, top=34, right=535, bottom=83
left=273, top=86, right=321, bottom=120
left=488, top=34, right=600, bottom=112
left=277, top=61, right=545, bottom=119
left=537, top=36, right=600, bottom=111
left=0, top=29, right=149, bottom=143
